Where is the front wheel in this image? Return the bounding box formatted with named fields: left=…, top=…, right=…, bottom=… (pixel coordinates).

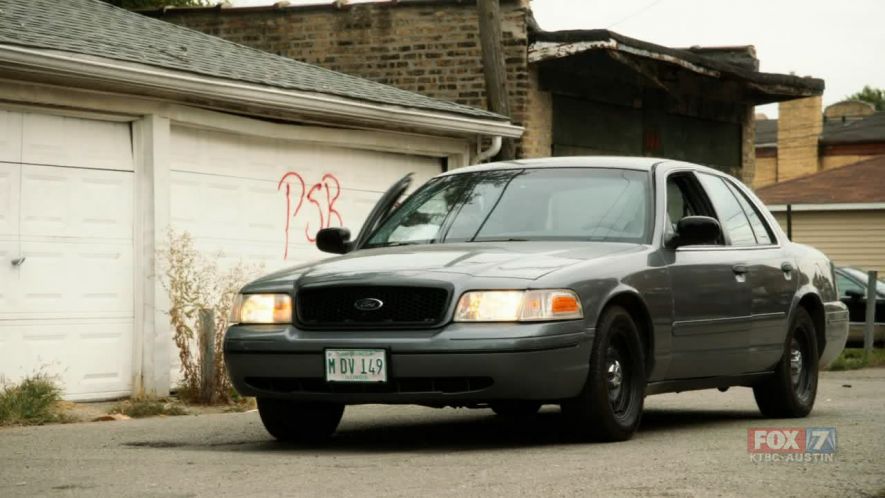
left=561, top=306, right=646, bottom=442
left=753, top=307, right=819, bottom=418
left=256, top=398, right=345, bottom=442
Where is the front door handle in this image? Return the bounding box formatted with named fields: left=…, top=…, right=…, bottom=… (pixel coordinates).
left=732, top=264, right=749, bottom=275
left=781, top=262, right=795, bottom=272
left=11, top=257, right=25, bottom=267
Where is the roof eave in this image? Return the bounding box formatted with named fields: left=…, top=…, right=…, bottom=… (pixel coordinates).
left=0, top=43, right=523, bottom=139
left=528, top=36, right=823, bottom=103
left=766, top=202, right=885, bottom=212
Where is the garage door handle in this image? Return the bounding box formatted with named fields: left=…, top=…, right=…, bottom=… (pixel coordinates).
left=11, top=257, right=25, bottom=267
left=732, top=264, right=748, bottom=275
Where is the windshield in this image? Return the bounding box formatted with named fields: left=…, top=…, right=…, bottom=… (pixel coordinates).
left=365, top=167, right=651, bottom=248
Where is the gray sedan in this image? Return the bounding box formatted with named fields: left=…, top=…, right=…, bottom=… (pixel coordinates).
left=225, top=157, right=849, bottom=442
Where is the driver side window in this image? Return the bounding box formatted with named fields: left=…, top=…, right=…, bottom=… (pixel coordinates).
left=666, top=174, right=719, bottom=242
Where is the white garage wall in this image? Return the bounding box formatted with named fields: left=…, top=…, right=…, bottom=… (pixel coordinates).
left=169, top=125, right=443, bottom=271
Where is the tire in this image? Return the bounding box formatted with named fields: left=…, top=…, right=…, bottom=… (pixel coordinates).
left=490, top=401, right=542, bottom=418
left=753, top=307, right=819, bottom=418
left=561, top=305, right=646, bottom=442
left=256, top=398, right=345, bottom=443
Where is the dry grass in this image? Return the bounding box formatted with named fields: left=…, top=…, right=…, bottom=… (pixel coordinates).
left=160, top=229, right=262, bottom=405
left=0, top=374, right=68, bottom=426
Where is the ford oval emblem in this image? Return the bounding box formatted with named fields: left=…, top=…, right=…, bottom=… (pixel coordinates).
left=354, top=297, right=384, bottom=311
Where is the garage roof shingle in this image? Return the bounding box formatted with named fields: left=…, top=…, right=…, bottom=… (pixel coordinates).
left=755, top=156, right=885, bottom=205
left=0, top=0, right=506, bottom=121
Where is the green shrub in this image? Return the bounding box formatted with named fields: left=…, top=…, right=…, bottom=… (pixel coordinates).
left=828, top=347, right=885, bottom=371
left=0, top=374, right=65, bottom=426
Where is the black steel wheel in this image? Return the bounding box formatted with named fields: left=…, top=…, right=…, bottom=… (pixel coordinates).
left=753, top=307, right=819, bottom=418
left=256, top=398, right=345, bottom=443
left=561, top=305, right=646, bottom=442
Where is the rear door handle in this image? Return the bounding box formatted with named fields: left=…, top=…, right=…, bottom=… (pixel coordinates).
left=732, top=264, right=749, bottom=275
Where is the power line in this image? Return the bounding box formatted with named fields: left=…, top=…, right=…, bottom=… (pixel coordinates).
left=606, top=0, right=665, bottom=30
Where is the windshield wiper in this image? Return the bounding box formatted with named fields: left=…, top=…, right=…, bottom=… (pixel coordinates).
left=471, top=237, right=530, bottom=242
left=372, top=241, right=428, bottom=248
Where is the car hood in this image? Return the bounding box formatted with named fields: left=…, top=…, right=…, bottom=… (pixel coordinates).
left=244, top=242, right=646, bottom=291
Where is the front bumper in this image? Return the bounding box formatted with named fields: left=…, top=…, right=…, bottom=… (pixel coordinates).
left=224, top=321, right=593, bottom=404
left=820, top=301, right=850, bottom=367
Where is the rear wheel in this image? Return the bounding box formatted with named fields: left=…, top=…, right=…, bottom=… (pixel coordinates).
left=561, top=305, right=646, bottom=442
left=256, top=398, right=345, bottom=442
left=753, top=307, right=819, bottom=418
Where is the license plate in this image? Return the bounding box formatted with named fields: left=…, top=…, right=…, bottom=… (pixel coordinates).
left=325, top=349, right=387, bottom=383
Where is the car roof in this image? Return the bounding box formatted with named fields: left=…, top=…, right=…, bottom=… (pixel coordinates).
left=438, top=156, right=724, bottom=177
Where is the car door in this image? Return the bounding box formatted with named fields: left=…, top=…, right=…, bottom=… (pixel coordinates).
left=663, top=172, right=752, bottom=379
left=708, top=175, right=797, bottom=373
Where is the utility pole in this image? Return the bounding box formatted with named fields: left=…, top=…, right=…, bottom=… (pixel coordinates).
left=477, top=0, right=515, bottom=160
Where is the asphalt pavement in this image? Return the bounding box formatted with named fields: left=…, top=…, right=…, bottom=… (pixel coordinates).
left=1, top=369, right=883, bottom=497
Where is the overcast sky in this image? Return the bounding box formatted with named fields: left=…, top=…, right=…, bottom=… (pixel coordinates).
left=230, top=0, right=885, bottom=118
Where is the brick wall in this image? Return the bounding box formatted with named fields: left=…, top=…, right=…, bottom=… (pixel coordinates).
left=156, top=1, right=546, bottom=158
left=776, top=96, right=822, bottom=181
left=753, top=155, right=778, bottom=188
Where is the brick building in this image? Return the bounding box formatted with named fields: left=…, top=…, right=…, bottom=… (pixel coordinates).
left=755, top=98, right=885, bottom=188
left=146, top=0, right=822, bottom=184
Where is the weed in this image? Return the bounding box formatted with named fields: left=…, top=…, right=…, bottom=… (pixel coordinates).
left=0, top=374, right=66, bottom=426
left=828, top=347, right=885, bottom=371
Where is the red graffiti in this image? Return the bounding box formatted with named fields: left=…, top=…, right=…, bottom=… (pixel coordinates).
left=278, top=171, right=344, bottom=259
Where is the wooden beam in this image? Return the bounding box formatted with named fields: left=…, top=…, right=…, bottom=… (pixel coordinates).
left=477, top=0, right=515, bottom=160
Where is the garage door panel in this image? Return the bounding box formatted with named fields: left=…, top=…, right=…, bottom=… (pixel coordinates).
left=0, top=109, right=22, bottom=163
left=20, top=164, right=133, bottom=239
left=171, top=171, right=407, bottom=255
left=12, top=240, right=133, bottom=317
left=171, top=126, right=281, bottom=179
left=0, top=241, right=18, bottom=311
left=21, top=113, right=133, bottom=171
left=0, top=162, right=19, bottom=237
left=171, top=125, right=440, bottom=188
left=0, top=319, right=133, bottom=399
left=0, top=111, right=135, bottom=401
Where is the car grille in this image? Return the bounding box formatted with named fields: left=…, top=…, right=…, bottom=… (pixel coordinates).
left=295, top=285, right=451, bottom=329
left=245, top=377, right=494, bottom=394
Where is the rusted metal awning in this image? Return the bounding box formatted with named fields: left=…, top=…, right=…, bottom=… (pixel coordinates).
left=529, top=29, right=823, bottom=104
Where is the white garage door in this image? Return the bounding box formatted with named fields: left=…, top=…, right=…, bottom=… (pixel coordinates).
left=169, top=125, right=444, bottom=270
left=0, top=110, right=134, bottom=401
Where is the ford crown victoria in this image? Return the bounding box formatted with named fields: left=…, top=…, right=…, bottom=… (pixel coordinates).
left=225, top=157, right=849, bottom=442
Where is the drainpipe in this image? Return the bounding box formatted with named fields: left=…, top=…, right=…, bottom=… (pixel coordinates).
left=474, top=136, right=502, bottom=164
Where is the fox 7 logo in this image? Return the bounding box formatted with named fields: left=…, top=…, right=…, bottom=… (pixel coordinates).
left=747, top=427, right=837, bottom=454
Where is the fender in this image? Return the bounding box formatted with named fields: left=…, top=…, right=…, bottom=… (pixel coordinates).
left=595, top=284, right=664, bottom=381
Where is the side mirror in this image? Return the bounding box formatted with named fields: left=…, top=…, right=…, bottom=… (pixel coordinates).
left=845, top=289, right=865, bottom=300
left=316, top=227, right=353, bottom=254
left=669, top=216, right=722, bottom=248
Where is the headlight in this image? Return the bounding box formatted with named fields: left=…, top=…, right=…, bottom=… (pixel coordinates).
left=454, top=289, right=583, bottom=322
left=229, top=293, right=292, bottom=324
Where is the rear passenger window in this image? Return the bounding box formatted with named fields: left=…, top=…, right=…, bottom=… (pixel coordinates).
left=724, top=181, right=774, bottom=245
left=696, top=173, right=757, bottom=246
